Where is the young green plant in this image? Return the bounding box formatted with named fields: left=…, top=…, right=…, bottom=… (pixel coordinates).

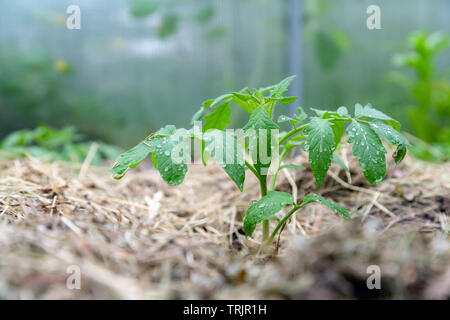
left=111, top=76, right=409, bottom=248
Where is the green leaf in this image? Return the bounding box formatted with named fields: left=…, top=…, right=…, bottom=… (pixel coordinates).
left=111, top=125, right=176, bottom=178
left=393, top=144, right=407, bottom=163
left=243, top=191, right=294, bottom=236
left=231, top=92, right=257, bottom=113
left=309, top=108, right=348, bottom=147
left=301, top=193, right=350, bottom=219
left=110, top=125, right=189, bottom=185
left=337, top=106, right=350, bottom=117
left=279, top=164, right=305, bottom=170
left=191, top=107, right=204, bottom=124
left=332, top=153, right=349, bottom=171
left=278, top=115, right=293, bottom=123
left=278, top=107, right=306, bottom=127
left=111, top=142, right=154, bottom=179
left=243, top=106, right=279, bottom=175
left=243, top=106, right=279, bottom=132
left=347, top=120, right=387, bottom=184
left=330, top=119, right=345, bottom=147
left=270, top=75, right=296, bottom=98
left=369, top=120, right=410, bottom=146
left=304, top=117, right=335, bottom=188
left=203, top=102, right=231, bottom=132
left=204, top=130, right=245, bottom=191
left=210, top=93, right=232, bottom=108
left=369, top=120, right=409, bottom=164
left=283, top=140, right=304, bottom=153
left=294, top=107, right=308, bottom=123
left=202, top=99, right=215, bottom=109
left=270, top=96, right=297, bottom=104
left=153, top=130, right=189, bottom=185
left=154, top=124, right=177, bottom=136
left=355, top=103, right=401, bottom=131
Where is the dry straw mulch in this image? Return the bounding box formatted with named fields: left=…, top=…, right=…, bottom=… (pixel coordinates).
left=0, top=146, right=449, bottom=299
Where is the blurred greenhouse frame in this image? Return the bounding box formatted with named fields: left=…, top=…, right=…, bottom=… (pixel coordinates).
left=0, top=0, right=449, bottom=154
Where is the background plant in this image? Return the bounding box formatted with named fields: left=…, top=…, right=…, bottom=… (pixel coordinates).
left=392, top=31, right=450, bottom=161
left=111, top=77, right=409, bottom=249
left=0, top=125, right=121, bottom=164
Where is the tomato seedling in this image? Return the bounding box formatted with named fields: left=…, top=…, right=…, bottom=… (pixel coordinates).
left=111, top=76, right=409, bottom=247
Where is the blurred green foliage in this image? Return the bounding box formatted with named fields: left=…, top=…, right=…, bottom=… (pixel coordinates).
left=0, top=125, right=121, bottom=164
left=157, top=13, right=179, bottom=39
left=0, top=51, right=70, bottom=131
left=0, top=49, right=123, bottom=144
left=126, top=0, right=224, bottom=41
left=128, top=0, right=158, bottom=19
left=304, top=0, right=351, bottom=70
left=193, top=5, right=215, bottom=23
left=392, top=32, right=450, bottom=161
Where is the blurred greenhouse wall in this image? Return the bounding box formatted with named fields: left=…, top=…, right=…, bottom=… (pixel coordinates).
left=0, top=0, right=449, bottom=147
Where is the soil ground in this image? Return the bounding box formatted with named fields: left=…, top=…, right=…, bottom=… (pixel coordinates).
left=0, top=146, right=449, bottom=299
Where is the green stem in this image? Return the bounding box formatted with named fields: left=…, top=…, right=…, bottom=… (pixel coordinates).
left=262, top=220, right=269, bottom=241
left=245, top=160, right=269, bottom=242
left=245, top=160, right=266, bottom=195
left=279, top=124, right=308, bottom=145
left=269, top=148, right=289, bottom=191
left=260, top=176, right=268, bottom=241
left=266, top=204, right=303, bottom=246
left=245, top=160, right=260, bottom=180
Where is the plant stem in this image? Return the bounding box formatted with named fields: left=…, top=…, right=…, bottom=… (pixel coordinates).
left=245, top=160, right=266, bottom=194
left=269, top=149, right=289, bottom=191
left=262, top=220, right=269, bottom=241
left=266, top=204, right=303, bottom=245
left=260, top=176, right=268, bottom=241
left=279, top=124, right=308, bottom=145
left=245, top=160, right=269, bottom=242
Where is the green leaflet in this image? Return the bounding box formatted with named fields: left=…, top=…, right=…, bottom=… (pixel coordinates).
left=311, top=107, right=348, bottom=147
left=393, top=144, right=407, bottom=163
left=355, top=103, right=401, bottom=131
left=204, top=130, right=245, bottom=191
left=369, top=120, right=409, bottom=164
left=111, top=125, right=189, bottom=185
left=276, top=96, right=297, bottom=104
left=295, top=107, right=308, bottom=124
left=330, top=119, right=345, bottom=147
left=301, top=193, right=350, bottom=219
left=209, top=93, right=233, bottom=108
left=267, top=96, right=297, bottom=104
left=278, top=115, right=292, bottom=123
left=243, top=106, right=279, bottom=132
left=279, top=164, right=305, bottom=170
left=243, top=106, right=280, bottom=176
left=369, top=120, right=410, bottom=146
left=153, top=131, right=189, bottom=185
left=337, top=106, right=350, bottom=117
left=231, top=92, right=258, bottom=114
left=278, top=107, right=307, bottom=127
left=202, top=102, right=231, bottom=132
left=111, top=142, right=153, bottom=179
left=304, top=117, right=335, bottom=188
left=111, top=125, right=176, bottom=179
left=347, top=120, right=387, bottom=184
left=270, top=75, right=296, bottom=98
left=191, top=107, right=204, bottom=124
left=243, top=191, right=294, bottom=237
